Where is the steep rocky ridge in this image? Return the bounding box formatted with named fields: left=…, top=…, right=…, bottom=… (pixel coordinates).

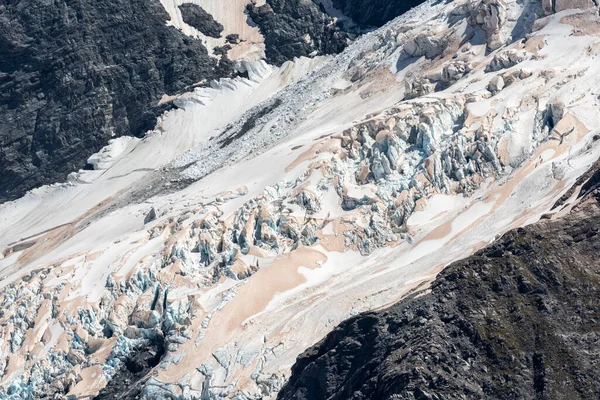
left=330, top=0, right=427, bottom=27
left=278, top=165, right=600, bottom=400
left=0, top=0, right=234, bottom=203
left=247, top=0, right=349, bottom=65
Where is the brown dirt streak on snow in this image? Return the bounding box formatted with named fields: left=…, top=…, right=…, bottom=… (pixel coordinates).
left=561, top=13, right=600, bottom=36
left=285, top=138, right=340, bottom=173
left=156, top=245, right=326, bottom=382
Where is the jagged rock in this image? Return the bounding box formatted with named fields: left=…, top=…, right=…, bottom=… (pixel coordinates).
left=329, top=0, right=427, bottom=27
left=547, top=100, right=567, bottom=127
left=247, top=0, right=348, bottom=66
left=226, top=33, right=240, bottom=44
left=487, top=49, right=527, bottom=72
left=178, top=4, right=224, bottom=38
left=144, top=207, right=158, bottom=224
left=488, top=75, right=505, bottom=92
left=404, top=77, right=435, bottom=99
left=441, top=61, right=472, bottom=83
left=96, top=334, right=165, bottom=399
left=0, top=0, right=234, bottom=202
left=468, top=0, right=508, bottom=51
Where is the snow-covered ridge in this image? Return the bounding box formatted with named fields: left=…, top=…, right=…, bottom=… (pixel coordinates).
left=2, top=0, right=600, bottom=398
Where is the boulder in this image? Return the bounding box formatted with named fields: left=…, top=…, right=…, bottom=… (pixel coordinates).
left=487, top=49, right=527, bottom=72
left=144, top=207, right=158, bottom=224
left=488, top=75, right=505, bottom=92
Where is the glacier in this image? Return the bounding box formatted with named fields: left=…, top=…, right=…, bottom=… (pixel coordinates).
left=1, top=0, right=600, bottom=398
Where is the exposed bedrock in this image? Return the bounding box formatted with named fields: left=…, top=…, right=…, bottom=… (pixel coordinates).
left=178, top=3, right=224, bottom=39
left=329, top=0, right=428, bottom=27
left=247, top=0, right=349, bottom=66
left=0, top=0, right=234, bottom=203
left=278, top=168, right=600, bottom=400
left=94, top=332, right=166, bottom=399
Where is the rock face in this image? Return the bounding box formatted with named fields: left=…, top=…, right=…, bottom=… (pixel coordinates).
left=330, top=0, right=427, bottom=27
left=247, top=0, right=348, bottom=66
left=278, top=174, right=600, bottom=400
left=178, top=3, right=224, bottom=39
left=0, top=0, right=233, bottom=202
left=95, top=333, right=165, bottom=399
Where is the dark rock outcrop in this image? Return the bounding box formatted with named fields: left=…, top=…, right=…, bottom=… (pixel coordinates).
left=329, top=0, right=428, bottom=27
left=0, top=0, right=233, bottom=203
left=143, top=207, right=157, bottom=224
left=178, top=3, right=224, bottom=38
left=279, top=170, right=600, bottom=399
left=247, top=0, right=348, bottom=66
left=226, top=33, right=241, bottom=44
left=95, top=334, right=165, bottom=400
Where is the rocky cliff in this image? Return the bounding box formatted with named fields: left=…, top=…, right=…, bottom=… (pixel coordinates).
left=247, top=0, right=348, bottom=65
left=278, top=166, right=600, bottom=400
left=0, top=0, right=236, bottom=203
left=0, top=0, right=365, bottom=203
left=330, top=0, right=426, bottom=27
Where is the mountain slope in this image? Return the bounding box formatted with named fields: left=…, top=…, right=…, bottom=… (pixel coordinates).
left=1, top=0, right=600, bottom=399
left=0, top=0, right=347, bottom=203
left=0, top=0, right=231, bottom=202
left=278, top=164, right=600, bottom=400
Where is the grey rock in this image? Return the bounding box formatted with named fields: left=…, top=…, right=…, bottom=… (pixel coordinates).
left=179, top=3, right=224, bottom=38
left=144, top=207, right=158, bottom=224
left=329, top=0, right=427, bottom=27
left=0, top=0, right=235, bottom=202
left=247, top=0, right=348, bottom=66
